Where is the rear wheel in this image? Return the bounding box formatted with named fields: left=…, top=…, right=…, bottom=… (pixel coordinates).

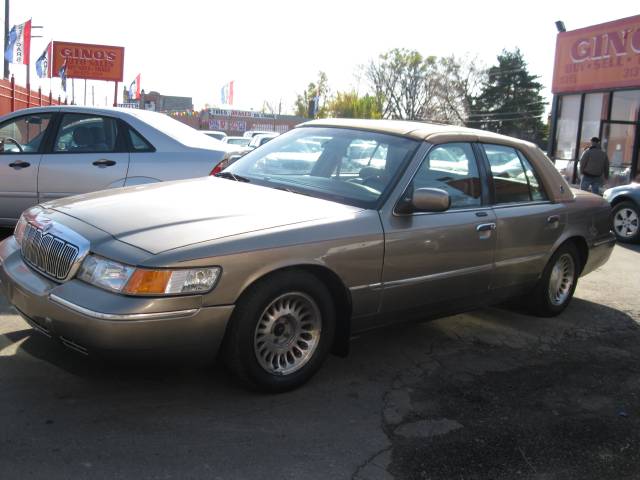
left=528, top=243, right=580, bottom=317
left=222, top=271, right=335, bottom=392
left=612, top=201, right=640, bottom=243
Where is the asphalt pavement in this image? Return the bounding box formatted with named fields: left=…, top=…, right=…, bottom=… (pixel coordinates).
left=1, top=226, right=639, bottom=479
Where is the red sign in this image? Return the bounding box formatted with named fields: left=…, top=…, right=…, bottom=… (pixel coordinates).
left=552, top=15, right=640, bottom=94
left=51, top=41, right=124, bottom=82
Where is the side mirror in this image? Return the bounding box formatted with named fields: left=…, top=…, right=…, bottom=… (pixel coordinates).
left=412, top=187, right=450, bottom=212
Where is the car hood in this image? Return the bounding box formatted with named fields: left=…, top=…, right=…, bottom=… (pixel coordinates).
left=47, top=177, right=363, bottom=254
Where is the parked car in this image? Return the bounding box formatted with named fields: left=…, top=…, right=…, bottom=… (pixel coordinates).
left=243, top=130, right=277, bottom=139
left=0, top=106, right=241, bottom=226
left=200, top=130, right=227, bottom=140
left=603, top=182, right=640, bottom=243
left=222, top=136, right=251, bottom=147
left=248, top=132, right=279, bottom=149
left=0, top=119, right=615, bottom=392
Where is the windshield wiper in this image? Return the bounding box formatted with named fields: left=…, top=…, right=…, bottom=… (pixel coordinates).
left=214, top=171, right=251, bottom=182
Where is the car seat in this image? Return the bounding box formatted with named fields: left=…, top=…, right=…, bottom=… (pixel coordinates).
left=71, top=126, right=92, bottom=151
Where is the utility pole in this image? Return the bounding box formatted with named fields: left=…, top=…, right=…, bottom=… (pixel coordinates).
left=4, top=0, right=9, bottom=79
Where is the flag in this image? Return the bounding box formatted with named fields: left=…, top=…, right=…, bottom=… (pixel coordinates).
left=4, top=19, right=31, bottom=65
left=128, top=73, right=141, bottom=100
left=59, top=60, right=67, bottom=92
left=35, top=42, right=52, bottom=78
left=220, top=80, right=234, bottom=105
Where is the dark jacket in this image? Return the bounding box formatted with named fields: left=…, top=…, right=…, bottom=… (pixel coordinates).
left=579, top=146, right=609, bottom=179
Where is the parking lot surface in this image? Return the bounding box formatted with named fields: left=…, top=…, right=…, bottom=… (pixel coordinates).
left=1, top=226, right=639, bottom=479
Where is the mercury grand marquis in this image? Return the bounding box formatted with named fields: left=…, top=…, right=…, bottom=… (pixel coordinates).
left=0, top=119, right=615, bottom=391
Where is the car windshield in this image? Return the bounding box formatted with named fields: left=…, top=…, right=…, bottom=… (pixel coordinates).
left=224, top=127, right=419, bottom=208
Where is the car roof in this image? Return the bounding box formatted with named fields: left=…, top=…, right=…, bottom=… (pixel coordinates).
left=300, top=118, right=534, bottom=148
left=2, top=105, right=174, bottom=122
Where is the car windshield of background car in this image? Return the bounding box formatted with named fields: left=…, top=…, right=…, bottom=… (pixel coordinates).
left=225, top=127, right=419, bottom=208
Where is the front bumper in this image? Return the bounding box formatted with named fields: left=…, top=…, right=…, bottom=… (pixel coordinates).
left=0, top=236, right=234, bottom=359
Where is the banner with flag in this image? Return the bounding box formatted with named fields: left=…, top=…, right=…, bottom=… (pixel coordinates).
left=220, top=81, right=234, bottom=105
left=4, top=19, right=31, bottom=65
left=128, top=73, right=141, bottom=100
left=59, top=60, right=68, bottom=92
left=35, top=42, right=52, bottom=78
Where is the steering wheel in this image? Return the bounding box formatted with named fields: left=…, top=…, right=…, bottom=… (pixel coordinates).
left=1, top=137, right=24, bottom=153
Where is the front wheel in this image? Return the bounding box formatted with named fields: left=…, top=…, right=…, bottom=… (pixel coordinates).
left=612, top=201, right=640, bottom=243
left=222, top=271, right=335, bottom=392
left=527, top=243, right=580, bottom=317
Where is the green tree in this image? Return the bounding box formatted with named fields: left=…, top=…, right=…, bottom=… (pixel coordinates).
left=467, top=49, right=547, bottom=145
left=327, top=91, right=381, bottom=119
left=294, top=71, right=330, bottom=118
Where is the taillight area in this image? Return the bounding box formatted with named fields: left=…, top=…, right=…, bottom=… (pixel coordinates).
left=210, top=153, right=242, bottom=176
left=210, top=159, right=228, bottom=176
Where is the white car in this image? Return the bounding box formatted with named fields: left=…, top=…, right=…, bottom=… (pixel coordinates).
left=222, top=136, right=251, bottom=148
left=249, top=132, right=280, bottom=149
left=0, top=106, right=241, bottom=226
left=200, top=130, right=227, bottom=140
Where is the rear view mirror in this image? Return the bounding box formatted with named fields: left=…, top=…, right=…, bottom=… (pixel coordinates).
left=412, top=188, right=450, bottom=212
left=26, top=116, right=43, bottom=125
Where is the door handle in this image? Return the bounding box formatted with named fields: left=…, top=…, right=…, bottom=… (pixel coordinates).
left=8, top=160, right=31, bottom=169
left=476, top=223, right=496, bottom=232
left=92, top=159, right=116, bottom=167
left=547, top=215, right=560, bottom=224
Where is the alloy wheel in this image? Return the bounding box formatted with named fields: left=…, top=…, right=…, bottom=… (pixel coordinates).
left=548, top=253, right=575, bottom=307
left=253, top=292, right=322, bottom=376
left=613, top=207, right=639, bottom=239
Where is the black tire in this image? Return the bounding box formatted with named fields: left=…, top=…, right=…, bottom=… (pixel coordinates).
left=527, top=243, right=580, bottom=317
left=222, top=270, right=335, bottom=393
left=612, top=201, right=640, bottom=243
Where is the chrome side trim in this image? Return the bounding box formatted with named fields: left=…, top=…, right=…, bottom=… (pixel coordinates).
left=49, top=294, right=199, bottom=321
left=383, top=263, right=493, bottom=289
left=593, top=234, right=616, bottom=248
left=349, top=283, right=383, bottom=292
left=495, top=253, right=545, bottom=268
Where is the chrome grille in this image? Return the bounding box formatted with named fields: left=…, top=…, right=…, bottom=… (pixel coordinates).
left=22, top=222, right=79, bottom=281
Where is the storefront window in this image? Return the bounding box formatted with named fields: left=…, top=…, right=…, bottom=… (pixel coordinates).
left=553, top=95, right=581, bottom=161
left=603, top=123, right=635, bottom=187
left=611, top=90, right=640, bottom=122
left=579, top=93, right=608, bottom=152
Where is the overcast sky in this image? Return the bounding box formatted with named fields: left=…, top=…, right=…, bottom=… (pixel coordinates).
left=7, top=1, right=640, bottom=113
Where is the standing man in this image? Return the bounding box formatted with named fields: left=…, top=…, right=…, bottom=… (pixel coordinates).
left=579, top=137, right=610, bottom=195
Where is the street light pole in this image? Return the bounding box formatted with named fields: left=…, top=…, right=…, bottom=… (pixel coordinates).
left=4, top=0, right=10, bottom=79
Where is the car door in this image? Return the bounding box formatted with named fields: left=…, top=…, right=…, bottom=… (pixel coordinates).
left=0, top=112, right=54, bottom=223
left=480, top=143, right=565, bottom=289
left=37, top=113, right=130, bottom=203
left=379, top=142, right=496, bottom=323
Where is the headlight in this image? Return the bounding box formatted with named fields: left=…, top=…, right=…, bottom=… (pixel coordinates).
left=14, top=215, right=28, bottom=245
left=77, top=254, right=221, bottom=296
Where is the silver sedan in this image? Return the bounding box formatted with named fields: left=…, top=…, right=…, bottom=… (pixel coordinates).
left=0, top=106, right=241, bottom=226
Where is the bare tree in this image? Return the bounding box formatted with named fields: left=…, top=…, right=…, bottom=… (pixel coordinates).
left=433, top=55, right=486, bottom=125
left=366, top=49, right=486, bottom=125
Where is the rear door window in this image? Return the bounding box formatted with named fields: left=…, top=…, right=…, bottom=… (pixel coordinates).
left=53, top=114, right=118, bottom=153
left=483, top=144, right=544, bottom=204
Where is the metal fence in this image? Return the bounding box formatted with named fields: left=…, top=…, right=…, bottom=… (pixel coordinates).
left=0, top=76, right=64, bottom=116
